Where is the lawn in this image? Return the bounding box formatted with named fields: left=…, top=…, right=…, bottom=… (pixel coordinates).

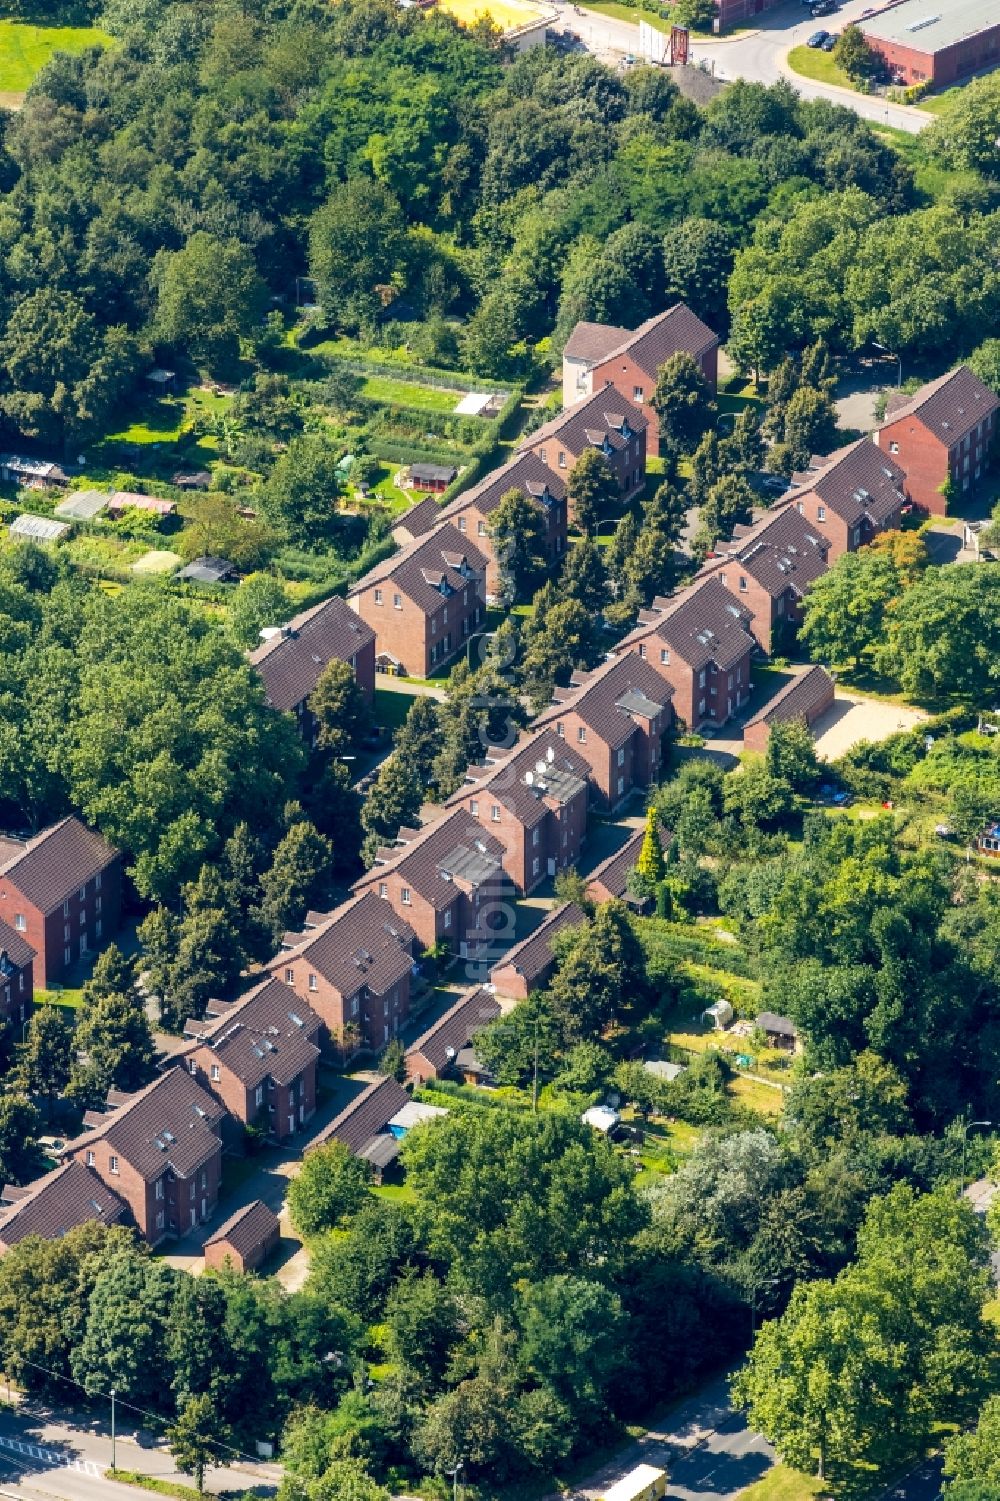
left=374, top=685, right=427, bottom=732
left=358, top=374, right=466, bottom=415
left=34, top=987, right=85, bottom=1011
left=105, top=387, right=231, bottom=447
left=786, top=45, right=852, bottom=90
left=739, top=1464, right=824, bottom=1501
left=439, top=0, right=550, bottom=29
left=578, top=0, right=671, bottom=33
left=0, top=20, right=112, bottom=97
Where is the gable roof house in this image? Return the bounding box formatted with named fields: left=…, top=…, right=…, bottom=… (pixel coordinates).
left=698, top=504, right=831, bottom=655
left=444, top=729, right=591, bottom=894
left=203, top=1198, right=281, bottom=1273
left=250, top=594, right=376, bottom=739
left=353, top=808, right=513, bottom=965
left=405, top=985, right=502, bottom=1085
left=392, top=495, right=444, bottom=547
left=517, top=389, right=648, bottom=523
left=0, top=817, right=121, bottom=990
left=269, top=891, right=416, bottom=1056
left=0, top=1159, right=127, bottom=1255
left=786, top=437, right=907, bottom=561
left=874, top=365, right=999, bottom=516
left=66, top=1066, right=227, bottom=1247
left=742, top=665, right=836, bottom=755
left=307, top=1074, right=412, bottom=1179
left=531, top=654, right=674, bottom=809
left=180, top=976, right=321, bottom=1145
left=489, top=901, right=586, bottom=1000
left=432, top=451, right=569, bottom=599
left=562, top=304, right=719, bottom=454
left=616, top=575, right=757, bottom=731
left=348, top=524, right=487, bottom=677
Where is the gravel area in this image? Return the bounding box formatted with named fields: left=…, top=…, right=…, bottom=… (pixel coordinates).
left=812, top=690, right=927, bottom=761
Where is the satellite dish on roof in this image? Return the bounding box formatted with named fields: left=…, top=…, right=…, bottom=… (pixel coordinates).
left=546, top=746, right=555, bottom=763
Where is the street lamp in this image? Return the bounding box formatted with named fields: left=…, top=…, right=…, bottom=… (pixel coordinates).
left=959, top=1118, right=993, bottom=1195
left=872, top=340, right=902, bottom=389
left=749, top=1276, right=780, bottom=1339
left=446, top=1459, right=464, bottom=1501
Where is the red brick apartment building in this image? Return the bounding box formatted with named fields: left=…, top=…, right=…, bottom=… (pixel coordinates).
left=562, top=305, right=719, bottom=455
left=348, top=524, right=487, bottom=677
left=353, top=807, right=513, bottom=960
left=270, top=890, right=416, bottom=1054
left=445, top=730, right=591, bottom=895
left=0, top=1159, right=126, bottom=1255
left=787, top=438, right=907, bottom=561
left=874, top=366, right=999, bottom=516
left=699, top=505, right=831, bottom=655
left=517, top=389, right=647, bottom=522
left=0, top=817, right=120, bottom=990
left=743, top=666, right=836, bottom=755
left=67, top=1067, right=226, bottom=1246
left=531, top=654, right=674, bottom=809
left=616, top=575, right=757, bottom=732
left=405, top=985, right=502, bottom=1086
left=860, top=0, right=1000, bottom=86
left=181, top=976, right=321, bottom=1145
left=0, top=919, right=34, bottom=1028
left=489, top=901, right=586, bottom=1000
left=250, top=594, right=376, bottom=740
left=435, top=451, right=568, bottom=599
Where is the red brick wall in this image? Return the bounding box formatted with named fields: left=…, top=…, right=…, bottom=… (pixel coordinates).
left=701, top=562, right=781, bottom=655
left=526, top=433, right=646, bottom=525
left=272, top=950, right=412, bottom=1054
left=862, top=26, right=1000, bottom=86
left=204, top=1219, right=279, bottom=1274
left=449, top=500, right=568, bottom=598
left=0, top=958, right=32, bottom=1026
left=590, top=347, right=718, bottom=456
left=352, top=582, right=485, bottom=677
left=72, top=1133, right=222, bottom=1247
left=716, top=0, right=783, bottom=29
left=0, top=857, right=120, bottom=991
left=877, top=411, right=996, bottom=516
left=354, top=636, right=376, bottom=704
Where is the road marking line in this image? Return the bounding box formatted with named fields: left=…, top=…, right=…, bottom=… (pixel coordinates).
left=0, top=1435, right=104, bottom=1477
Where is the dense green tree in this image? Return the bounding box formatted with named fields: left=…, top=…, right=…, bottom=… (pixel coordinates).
left=309, top=659, right=372, bottom=758
left=945, top=1397, right=1000, bottom=1492
left=559, top=537, right=607, bottom=617
left=384, top=1270, right=461, bottom=1386
left=360, top=753, right=423, bottom=867
left=800, top=546, right=911, bottom=666
left=257, top=813, right=333, bottom=946
left=652, top=352, right=717, bottom=460
left=877, top=566, right=1000, bottom=701
left=0, top=1093, right=43, bottom=1187
left=926, top=73, right=1000, bottom=180
left=487, top=488, right=550, bottom=606
left=663, top=217, right=734, bottom=330
left=782, top=384, right=839, bottom=469
left=153, top=232, right=266, bottom=376
left=547, top=900, right=650, bottom=1045
left=227, top=575, right=293, bottom=651
left=71, top=988, right=156, bottom=1106
left=71, top=1247, right=178, bottom=1408
left=967, top=339, right=1000, bottom=397
left=13, top=1006, right=73, bottom=1121
left=310, top=178, right=409, bottom=332
left=288, top=1141, right=372, bottom=1237
left=258, top=436, right=343, bottom=549
left=168, top=1393, right=231, bottom=1495
left=764, top=719, right=821, bottom=795
left=833, top=26, right=879, bottom=80
left=567, top=449, right=617, bottom=537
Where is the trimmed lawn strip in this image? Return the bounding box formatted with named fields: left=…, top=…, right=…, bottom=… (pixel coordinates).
left=786, top=45, right=852, bottom=90
left=107, top=1472, right=202, bottom=1501
left=739, top=1464, right=825, bottom=1501
left=0, top=21, right=112, bottom=94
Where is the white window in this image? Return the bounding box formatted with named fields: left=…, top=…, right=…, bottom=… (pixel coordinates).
left=533, top=857, right=540, bottom=876
left=86, top=1150, right=95, bottom=1167
left=351, top=996, right=359, bottom=1017
left=64, top=924, right=70, bottom=942
left=156, top=1179, right=164, bottom=1200
left=558, top=450, right=567, bottom=469
left=64, top=946, right=71, bottom=965
left=211, top=1064, right=220, bottom=1082
left=374, top=588, right=383, bottom=605
left=458, top=516, right=467, bottom=532
left=889, top=441, right=899, bottom=454
left=188, top=1058, right=197, bottom=1074
left=699, top=698, right=706, bottom=716
left=393, top=592, right=402, bottom=609
left=660, top=648, right=670, bottom=665
left=617, top=747, right=625, bottom=767
left=63, top=900, right=70, bottom=918
left=401, top=887, right=412, bottom=905
left=95, top=895, right=102, bottom=915
left=470, top=798, right=479, bottom=815
left=577, top=727, right=587, bottom=744
left=308, top=973, right=318, bottom=992
left=739, top=576, right=748, bottom=593
left=532, top=827, right=540, bottom=846
left=284, top=967, right=294, bottom=983
left=633, top=386, right=643, bottom=401
left=817, top=505, right=826, bottom=522
left=256, top=1085, right=264, bottom=1107
left=443, top=605, right=449, bottom=624
left=617, top=776, right=625, bottom=796
left=777, top=595, right=785, bottom=615
left=557, top=722, right=565, bottom=738
left=477, top=521, right=487, bottom=536
left=79, top=907, right=86, bottom=926
left=539, top=447, right=547, bottom=462
left=156, top=1211, right=165, bottom=1231
left=78, top=886, right=86, bottom=901
left=638, top=643, right=646, bottom=659
left=490, top=804, right=501, bottom=822
left=796, top=501, right=804, bottom=515
left=728, top=673, right=733, bottom=690
left=109, top=1155, right=119, bottom=1174
left=14, top=914, right=25, bottom=932
left=95, top=872, right=102, bottom=891
left=698, top=669, right=707, bottom=688
left=378, top=881, right=388, bottom=898
left=444, top=909, right=452, bottom=929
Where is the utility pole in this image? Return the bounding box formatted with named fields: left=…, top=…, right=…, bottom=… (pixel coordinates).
left=111, top=1388, right=116, bottom=1470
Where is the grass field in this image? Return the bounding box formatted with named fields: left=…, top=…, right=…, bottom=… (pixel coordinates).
left=578, top=0, right=671, bottom=33
left=358, top=373, right=464, bottom=415
left=739, top=1465, right=824, bottom=1501
left=786, top=44, right=852, bottom=90
left=0, top=21, right=112, bottom=96
left=438, top=0, right=547, bottom=30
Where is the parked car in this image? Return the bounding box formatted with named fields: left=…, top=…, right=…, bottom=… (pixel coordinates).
left=811, top=0, right=837, bottom=14
left=759, top=473, right=791, bottom=494
left=807, top=29, right=830, bottom=46
left=821, top=31, right=838, bottom=49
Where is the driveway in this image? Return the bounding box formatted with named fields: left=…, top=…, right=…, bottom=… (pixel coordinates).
left=565, top=0, right=930, bottom=134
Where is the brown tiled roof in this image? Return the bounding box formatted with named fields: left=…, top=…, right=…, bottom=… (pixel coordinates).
left=406, top=986, right=502, bottom=1074
left=587, top=827, right=645, bottom=900
left=354, top=809, right=509, bottom=911
left=533, top=653, right=673, bottom=749
left=69, top=1066, right=226, bottom=1183
left=203, top=1198, right=279, bottom=1257
left=0, top=1160, right=126, bottom=1248
left=563, top=321, right=631, bottom=364
left=184, top=976, right=320, bottom=1089
left=445, top=730, right=591, bottom=829
left=0, top=817, right=118, bottom=917
left=489, top=902, right=586, bottom=991
left=592, top=303, right=719, bottom=381
left=439, top=450, right=566, bottom=524
left=249, top=596, right=375, bottom=714
left=883, top=365, right=999, bottom=444
left=348, top=524, right=487, bottom=618
left=393, top=495, right=443, bottom=542
left=617, top=576, right=756, bottom=673
left=309, top=1074, right=410, bottom=1155
left=702, top=504, right=829, bottom=600
left=0, top=918, right=36, bottom=971
left=273, top=891, right=415, bottom=1001
left=788, top=437, right=906, bottom=529
left=517, top=388, right=647, bottom=458
left=744, top=665, right=835, bottom=731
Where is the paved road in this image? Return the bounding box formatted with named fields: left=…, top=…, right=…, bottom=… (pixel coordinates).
left=556, top=1375, right=775, bottom=1501
left=562, top=0, right=930, bottom=134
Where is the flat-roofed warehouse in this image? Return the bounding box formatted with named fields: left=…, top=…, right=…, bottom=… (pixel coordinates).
left=860, top=0, right=1000, bottom=86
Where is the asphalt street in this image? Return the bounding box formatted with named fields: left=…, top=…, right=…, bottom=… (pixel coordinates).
left=555, top=0, right=930, bottom=134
